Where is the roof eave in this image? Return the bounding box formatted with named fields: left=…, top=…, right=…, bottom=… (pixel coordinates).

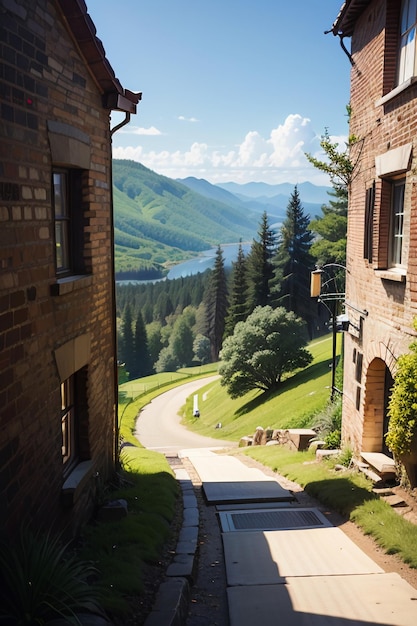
left=55, top=0, right=141, bottom=113
left=331, top=0, right=372, bottom=37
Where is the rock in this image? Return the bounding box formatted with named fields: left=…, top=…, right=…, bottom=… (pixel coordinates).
left=97, top=499, right=128, bottom=522
left=253, top=427, right=264, bottom=445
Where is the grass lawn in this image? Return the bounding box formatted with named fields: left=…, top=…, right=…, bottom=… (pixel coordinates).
left=243, top=445, right=417, bottom=569
left=182, top=334, right=339, bottom=440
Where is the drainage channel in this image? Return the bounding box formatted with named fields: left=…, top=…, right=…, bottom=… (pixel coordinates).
left=219, top=507, right=332, bottom=532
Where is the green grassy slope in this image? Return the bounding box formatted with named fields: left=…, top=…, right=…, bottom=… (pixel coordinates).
left=113, top=160, right=259, bottom=276
left=181, top=334, right=338, bottom=439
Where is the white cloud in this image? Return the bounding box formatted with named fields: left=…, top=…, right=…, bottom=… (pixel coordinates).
left=178, top=115, right=199, bottom=122
left=117, top=125, right=162, bottom=136
left=112, top=114, right=340, bottom=185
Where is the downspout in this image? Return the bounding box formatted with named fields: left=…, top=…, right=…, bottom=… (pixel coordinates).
left=338, top=34, right=354, bottom=66
left=111, top=111, right=131, bottom=137
left=109, top=110, right=133, bottom=469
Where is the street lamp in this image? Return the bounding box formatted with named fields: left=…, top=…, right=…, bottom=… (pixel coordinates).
left=310, top=264, right=346, bottom=400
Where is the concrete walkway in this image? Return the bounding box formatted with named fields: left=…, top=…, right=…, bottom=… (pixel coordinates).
left=177, top=448, right=417, bottom=626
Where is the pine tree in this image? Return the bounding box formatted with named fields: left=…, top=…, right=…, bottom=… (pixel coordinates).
left=272, top=186, right=314, bottom=325
left=224, top=241, right=248, bottom=337
left=309, top=185, right=347, bottom=267
left=246, top=211, right=276, bottom=313
left=134, top=311, right=152, bottom=377
left=205, top=245, right=228, bottom=362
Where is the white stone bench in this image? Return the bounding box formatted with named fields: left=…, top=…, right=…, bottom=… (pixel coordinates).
left=360, top=452, right=396, bottom=479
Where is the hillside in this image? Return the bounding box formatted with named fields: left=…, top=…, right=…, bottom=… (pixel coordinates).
left=178, top=177, right=329, bottom=223
left=113, top=160, right=260, bottom=278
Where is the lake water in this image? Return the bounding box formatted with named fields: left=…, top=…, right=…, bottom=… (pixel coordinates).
left=117, top=243, right=252, bottom=285
left=167, top=243, right=252, bottom=279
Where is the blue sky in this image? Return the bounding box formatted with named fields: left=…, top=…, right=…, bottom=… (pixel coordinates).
left=87, top=1, right=350, bottom=186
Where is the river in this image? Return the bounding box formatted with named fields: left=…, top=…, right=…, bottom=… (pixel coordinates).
left=117, top=242, right=252, bottom=285
left=166, top=242, right=252, bottom=279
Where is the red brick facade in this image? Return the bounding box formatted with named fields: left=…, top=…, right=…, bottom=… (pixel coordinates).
left=0, top=0, right=139, bottom=535
left=333, top=1, right=417, bottom=476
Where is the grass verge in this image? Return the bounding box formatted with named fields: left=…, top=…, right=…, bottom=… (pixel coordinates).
left=182, top=335, right=339, bottom=440
left=243, top=445, right=417, bottom=568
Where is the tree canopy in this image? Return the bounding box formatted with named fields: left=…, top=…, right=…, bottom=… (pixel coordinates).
left=219, top=306, right=312, bottom=398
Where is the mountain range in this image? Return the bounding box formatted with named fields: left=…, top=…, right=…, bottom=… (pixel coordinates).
left=112, top=159, right=331, bottom=279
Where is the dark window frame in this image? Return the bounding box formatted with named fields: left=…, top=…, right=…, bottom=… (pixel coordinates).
left=52, top=168, right=85, bottom=277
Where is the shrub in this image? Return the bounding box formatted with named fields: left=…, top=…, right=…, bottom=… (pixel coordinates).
left=0, top=526, right=104, bottom=625
left=386, top=322, right=417, bottom=457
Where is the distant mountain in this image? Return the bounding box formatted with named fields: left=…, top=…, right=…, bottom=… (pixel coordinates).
left=177, top=176, right=286, bottom=222
left=217, top=180, right=332, bottom=205
left=178, top=177, right=330, bottom=220
left=113, top=160, right=260, bottom=278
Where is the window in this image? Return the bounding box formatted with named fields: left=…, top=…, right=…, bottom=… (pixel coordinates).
left=389, top=179, right=405, bottom=267
left=398, top=0, right=417, bottom=85
left=61, top=375, right=77, bottom=473
left=60, top=367, right=89, bottom=476
left=52, top=168, right=84, bottom=276
left=355, top=352, right=363, bottom=383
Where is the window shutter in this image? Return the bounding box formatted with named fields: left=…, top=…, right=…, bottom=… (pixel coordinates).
left=364, top=182, right=375, bottom=262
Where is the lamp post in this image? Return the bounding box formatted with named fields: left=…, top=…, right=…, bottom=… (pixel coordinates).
left=310, top=264, right=346, bottom=400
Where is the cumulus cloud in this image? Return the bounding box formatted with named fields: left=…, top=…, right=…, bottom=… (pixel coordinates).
left=112, top=114, right=344, bottom=184
left=178, top=115, right=199, bottom=122
left=117, top=125, right=162, bottom=136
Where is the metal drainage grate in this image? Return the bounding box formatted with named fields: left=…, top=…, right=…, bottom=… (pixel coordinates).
left=219, top=508, right=332, bottom=532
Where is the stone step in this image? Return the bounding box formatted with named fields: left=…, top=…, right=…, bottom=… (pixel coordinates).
left=360, top=452, right=396, bottom=479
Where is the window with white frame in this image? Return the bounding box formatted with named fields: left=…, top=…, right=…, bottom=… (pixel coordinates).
left=52, top=168, right=84, bottom=276
left=389, top=178, right=405, bottom=267
left=398, top=0, right=417, bottom=85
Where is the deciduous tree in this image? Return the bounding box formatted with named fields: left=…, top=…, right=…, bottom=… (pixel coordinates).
left=219, top=306, right=312, bottom=398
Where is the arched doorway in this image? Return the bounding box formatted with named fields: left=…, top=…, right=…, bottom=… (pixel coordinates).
left=362, top=357, right=394, bottom=454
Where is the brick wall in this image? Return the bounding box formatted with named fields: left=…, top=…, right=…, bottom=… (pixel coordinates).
left=0, top=0, right=117, bottom=535
left=341, top=0, right=417, bottom=459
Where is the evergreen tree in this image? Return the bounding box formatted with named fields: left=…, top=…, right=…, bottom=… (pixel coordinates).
left=271, top=186, right=314, bottom=326
left=224, top=241, right=248, bottom=337
left=134, top=311, right=152, bottom=377
left=246, top=211, right=276, bottom=313
left=310, top=185, right=347, bottom=268
left=204, top=245, right=228, bottom=362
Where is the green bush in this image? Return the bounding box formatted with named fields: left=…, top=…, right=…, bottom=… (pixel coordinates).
left=386, top=322, right=417, bottom=456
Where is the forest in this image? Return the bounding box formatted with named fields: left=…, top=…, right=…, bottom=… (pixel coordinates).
left=116, top=179, right=348, bottom=381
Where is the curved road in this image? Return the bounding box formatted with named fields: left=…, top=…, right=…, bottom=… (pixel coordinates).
left=135, top=376, right=235, bottom=454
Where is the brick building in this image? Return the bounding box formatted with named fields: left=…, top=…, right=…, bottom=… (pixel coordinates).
left=0, top=0, right=140, bottom=535
left=331, top=0, right=417, bottom=483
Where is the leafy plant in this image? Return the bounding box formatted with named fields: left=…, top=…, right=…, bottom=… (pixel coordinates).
left=311, top=395, right=342, bottom=442
left=386, top=322, right=417, bottom=457
left=324, top=429, right=341, bottom=450
left=0, top=526, right=104, bottom=625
